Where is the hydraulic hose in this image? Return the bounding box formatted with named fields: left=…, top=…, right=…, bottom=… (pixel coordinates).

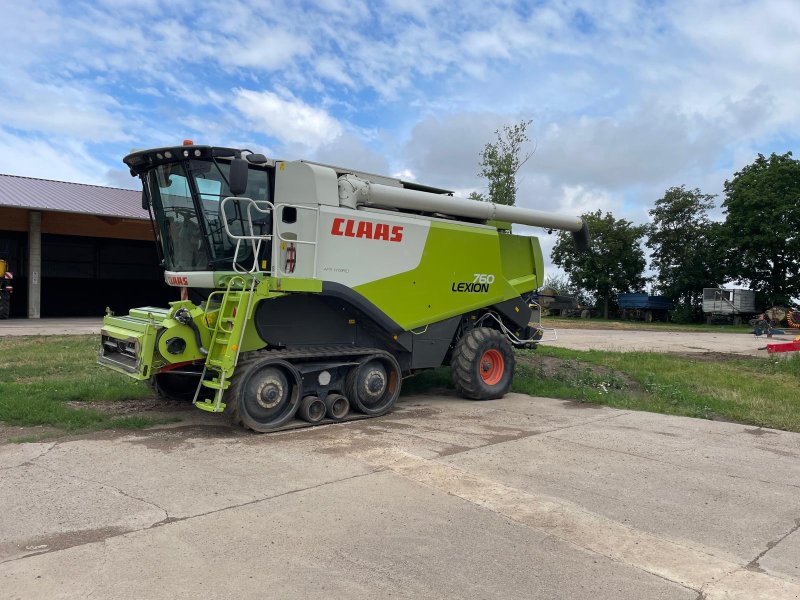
left=174, top=308, right=209, bottom=355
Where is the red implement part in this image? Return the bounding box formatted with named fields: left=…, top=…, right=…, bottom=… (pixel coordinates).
left=766, top=341, right=800, bottom=353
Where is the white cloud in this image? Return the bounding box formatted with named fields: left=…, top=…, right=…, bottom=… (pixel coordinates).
left=0, top=73, right=129, bottom=142
left=393, top=169, right=416, bottom=181
left=313, top=134, right=391, bottom=174
left=0, top=0, right=797, bottom=225
left=0, top=129, right=109, bottom=186
left=222, top=29, right=312, bottom=71
left=233, top=89, right=343, bottom=149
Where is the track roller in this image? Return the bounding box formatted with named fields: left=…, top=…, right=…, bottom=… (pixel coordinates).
left=298, top=395, right=326, bottom=423
left=324, top=393, right=350, bottom=420
left=346, top=353, right=401, bottom=416
left=227, top=359, right=301, bottom=432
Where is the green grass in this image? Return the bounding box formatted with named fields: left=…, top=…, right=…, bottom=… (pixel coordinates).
left=4, top=334, right=799, bottom=437
left=0, top=335, right=167, bottom=433
left=543, top=315, right=754, bottom=334
left=404, top=347, right=800, bottom=433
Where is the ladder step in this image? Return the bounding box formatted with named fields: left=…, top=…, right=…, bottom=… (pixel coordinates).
left=202, top=379, right=230, bottom=391
left=194, top=399, right=226, bottom=413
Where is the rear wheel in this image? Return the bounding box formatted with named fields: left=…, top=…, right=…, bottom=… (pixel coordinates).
left=451, top=327, right=515, bottom=400
left=228, top=359, right=301, bottom=432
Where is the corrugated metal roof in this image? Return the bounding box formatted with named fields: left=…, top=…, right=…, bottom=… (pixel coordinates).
left=0, top=174, right=147, bottom=220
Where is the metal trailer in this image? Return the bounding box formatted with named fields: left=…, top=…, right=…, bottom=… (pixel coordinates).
left=536, top=288, right=579, bottom=317
left=618, top=293, right=674, bottom=322
left=702, top=288, right=756, bottom=325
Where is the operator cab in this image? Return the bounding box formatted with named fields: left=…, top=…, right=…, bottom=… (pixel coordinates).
left=124, top=144, right=274, bottom=274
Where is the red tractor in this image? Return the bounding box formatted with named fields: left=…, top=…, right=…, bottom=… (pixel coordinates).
left=0, top=259, right=13, bottom=320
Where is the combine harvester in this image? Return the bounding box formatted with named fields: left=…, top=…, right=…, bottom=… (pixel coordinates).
left=98, top=143, right=589, bottom=431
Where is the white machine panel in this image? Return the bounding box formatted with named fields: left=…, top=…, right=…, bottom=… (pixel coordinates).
left=315, top=205, right=431, bottom=287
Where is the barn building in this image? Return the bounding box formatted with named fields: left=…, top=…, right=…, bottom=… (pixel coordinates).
left=0, top=174, right=174, bottom=318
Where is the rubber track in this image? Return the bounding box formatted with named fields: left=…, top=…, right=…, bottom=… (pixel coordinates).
left=226, top=345, right=392, bottom=432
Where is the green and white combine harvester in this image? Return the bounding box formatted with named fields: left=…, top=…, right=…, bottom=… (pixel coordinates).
left=98, top=143, right=589, bottom=432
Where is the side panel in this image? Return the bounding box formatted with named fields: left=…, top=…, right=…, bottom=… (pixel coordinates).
left=314, top=205, right=431, bottom=287
left=498, top=233, right=543, bottom=295
left=410, top=316, right=460, bottom=369
left=354, top=221, right=524, bottom=330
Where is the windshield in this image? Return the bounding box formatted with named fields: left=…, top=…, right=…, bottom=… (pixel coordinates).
left=146, top=159, right=272, bottom=272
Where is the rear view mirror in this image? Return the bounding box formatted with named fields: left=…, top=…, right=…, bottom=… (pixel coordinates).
left=141, top=190, right=149, bottom=211
left=229, top=157, right=249, bottom=197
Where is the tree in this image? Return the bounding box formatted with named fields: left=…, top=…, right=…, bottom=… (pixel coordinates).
left=721, top=152, right=800, bottom=306
left=472, top=120, right=533, bottom=206
left=646, top=186, right=724, bottom=319
left=551, top=210, right=647, bottom=318
left=542, top=273, right=572, bottom=295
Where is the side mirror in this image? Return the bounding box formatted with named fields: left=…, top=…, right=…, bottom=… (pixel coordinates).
left=229, top=157, right=249, bottom=197
left=141, top=189, right=149, bottom=211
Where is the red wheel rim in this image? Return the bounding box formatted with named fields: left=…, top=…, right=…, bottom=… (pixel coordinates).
left=479, top=349, right=504, bottom=385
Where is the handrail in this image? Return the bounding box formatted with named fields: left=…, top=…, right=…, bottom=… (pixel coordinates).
left=220, top=196, right=273, bottom=274
left=219, top=197, right=320, bottom=277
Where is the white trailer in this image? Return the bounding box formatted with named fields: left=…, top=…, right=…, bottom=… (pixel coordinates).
left=702, top=288, right=756, bottom=325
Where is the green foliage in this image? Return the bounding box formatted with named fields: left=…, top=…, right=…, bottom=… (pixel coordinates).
left=668, top=304, right=697, bottom=324
left=646, top=186, right=723, bottom=318
left=542, top=273, right=571, bottom=294
left=551, top=210, right=647, bottom=318
left=475, top=120, right=532, bottom=206
left=721, top=152, right=800, bottom=306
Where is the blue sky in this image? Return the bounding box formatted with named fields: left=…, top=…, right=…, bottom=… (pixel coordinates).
left=2, top=0, right=798, bottom=264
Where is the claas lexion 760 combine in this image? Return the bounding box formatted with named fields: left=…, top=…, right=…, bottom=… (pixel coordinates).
left=98, top=142, right=589, bottom=432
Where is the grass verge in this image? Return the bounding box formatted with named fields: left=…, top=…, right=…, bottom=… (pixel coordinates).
left=4, top=335, right=798, bottom=437
left=0, top=335, right=172, bottom=434
left=404, top=346, right=800, bottom=433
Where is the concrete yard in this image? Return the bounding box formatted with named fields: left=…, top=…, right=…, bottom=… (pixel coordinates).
left=544, top=327, right=795, bottom=357
left=1, top=393, right=799, bottom=599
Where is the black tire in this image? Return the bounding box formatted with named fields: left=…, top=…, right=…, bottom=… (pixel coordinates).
left=0, top=291, right=10, bottom=319
left=298, top=395, right=326, bottom=423
left=451, top=327, right=515, bottom=400
left=148, top=370, right=202, bottom=401
left=227, top=359, right=301, bottom=432
left=346, top=353, right=401, bottom=416
left=324, top=393, right=350, bottom=420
